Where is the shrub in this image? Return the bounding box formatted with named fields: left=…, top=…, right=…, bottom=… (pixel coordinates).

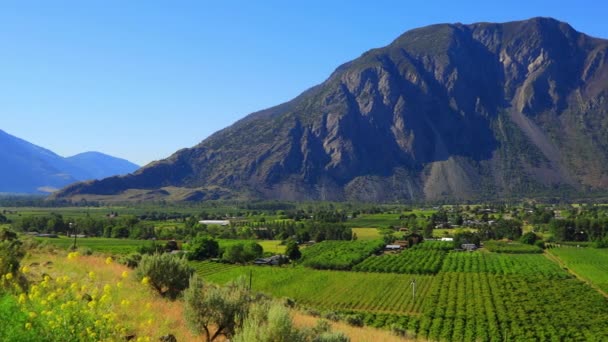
left=136, top=253, right=194, bottom=299
left=119, top=253, right=142, bottom=268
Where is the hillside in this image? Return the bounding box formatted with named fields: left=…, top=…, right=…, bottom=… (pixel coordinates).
left=55, top=17, right=608, bottom=202
left=0, top=130, right=139, bottom=193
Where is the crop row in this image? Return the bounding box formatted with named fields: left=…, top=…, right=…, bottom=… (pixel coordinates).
left=440, top=252, right=568, bottom=278
left=483, top=240, right=542, bottom=253
left=412, top=252, right=608, bottom=341
left=353, top=249, right=446, bottom=274
left=301, top=240, right=385, bottom=270
left=199, top=264, right=434, bottom=315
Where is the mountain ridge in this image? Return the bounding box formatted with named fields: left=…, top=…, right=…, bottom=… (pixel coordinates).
left=54, top=17, right=608, bottom=202
left=0, top=129, right=139, bottom=194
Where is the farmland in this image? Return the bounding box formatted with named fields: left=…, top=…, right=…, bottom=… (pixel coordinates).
left=300, top=240, right=384, bottom=270
left=549, top=247, right=608, bottom=293
left=192, top=261, right=434, bottom=315
left=193, top=250, right=608, bottom=341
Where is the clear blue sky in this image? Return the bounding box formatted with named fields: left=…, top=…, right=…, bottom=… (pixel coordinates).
left=2, top=0, right=606, bottom=166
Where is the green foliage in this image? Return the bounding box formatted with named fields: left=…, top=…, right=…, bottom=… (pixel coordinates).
left=118, top=252, right=142, bottom=268
left=411, top=240, right=454, bottom=251
left=483, top=240, right=543, bottom=254
left=0, top=295, right=39, bottom=341
left=520, top=231, right=539, bottom=245
left=301, top=240, right=385, bottom=270
left=353, top=249, right=446, bottom=274
left=188, top=236, right=220, bottom=261
left=285, top=240, right=301, bottom=260
left=136, top=253, right=194, bottom=299
left=184, top=275, right=251, bottom=341
left=0, top=228, right=26, bottom=292
left=222, top=242, right=264, bottom=263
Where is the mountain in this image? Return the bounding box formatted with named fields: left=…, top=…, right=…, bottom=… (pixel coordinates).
left=0, top=130, right=139, bottom=194
left=55, top=17, right=608, bottom=202
left=66, top=152, right=139, bottom=181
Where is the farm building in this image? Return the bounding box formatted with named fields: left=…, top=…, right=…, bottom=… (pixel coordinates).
left=461, top=243, right=477, bottom=251
left=440, top=237, right=454, bottom=242
left=198, top=220, right=230, bottom=226
left=254, top=255, right=287, bottom=266
left=385, top=244, right=402, bottom=250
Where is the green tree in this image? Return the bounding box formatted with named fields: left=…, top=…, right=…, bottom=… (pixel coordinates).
left=136, top=253, right=194, bottom=299
left=285, top=240, right=301, bottom=261
left=520, top=231, right=539, bottom=245
left=187, top=236, right=220, bottom=261
left=184, top=275, right=251, bottom=341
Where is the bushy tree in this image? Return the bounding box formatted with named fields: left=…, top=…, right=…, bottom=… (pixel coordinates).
left=285, top=240, right=301, bottom=261
left=520, top=231, right=539, bottom=245
left=187, top=236, right=220, bottom=261
left=136, top=253, right=194, bottom=299
left=184, top=275, right=251, bottom=341
left=223, top=242, right=263, bottom=263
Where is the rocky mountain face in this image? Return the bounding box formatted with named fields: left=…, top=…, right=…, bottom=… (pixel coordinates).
left=55, top=17, right=608, bottom=202
left=0, top=130, right=139, bottom=194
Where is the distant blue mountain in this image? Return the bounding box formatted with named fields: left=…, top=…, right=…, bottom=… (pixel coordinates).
left=0, top=129, right=139, bottom=194
left=66, top=152, right=139, bottom=181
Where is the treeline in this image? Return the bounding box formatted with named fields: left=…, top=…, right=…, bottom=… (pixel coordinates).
left=11, top=214, right=156, bottom=239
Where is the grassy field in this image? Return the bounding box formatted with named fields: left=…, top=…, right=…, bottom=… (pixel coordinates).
left=351, top=228, right=381, bottom=240
left=35, top=236, right=286, bottom=255
left=193, top=261, right=434, bottom=315
left=345, top=214, right=402, bottom=228
left=549, top=247, right=608, bottom=293
left=35, top=236, right=149, bottom=254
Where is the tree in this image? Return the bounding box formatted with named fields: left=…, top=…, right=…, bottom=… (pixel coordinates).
left=136, top=253, right=194, bottom=299
left=520, top=231, right=539, bottom=245
left=184, top=275, right=251, bottom=341
left=285, top=240, right=301, bottom=261
left=187, top=236, right=220, bottom=261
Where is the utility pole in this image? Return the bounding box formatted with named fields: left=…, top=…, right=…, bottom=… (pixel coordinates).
left=249, top=270, right=253, bottom=291
left=70, top=222, right=77, bottom=250
left=411, top=278, right=416, bottom=300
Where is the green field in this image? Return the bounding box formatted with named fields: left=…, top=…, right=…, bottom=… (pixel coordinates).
left=193, top=261, right=434, bottom=315
left=345, top=214, right=402, bottom=228
left=549, top=247, right=608, bottom=293
left=34, top=236, right=286, bottom=255
left=34, top=236, right=148, bottom=254
left=194, top=250, right=608, bottom=341
left=351, top=228, right=381, bottom=240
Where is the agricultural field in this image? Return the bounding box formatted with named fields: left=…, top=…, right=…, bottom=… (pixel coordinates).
left=549, top=247, right=608, bottom=293
left=217, top=239, right=286, bottom=254
left=483, top=240, right=543, bottom=254
left=34, top=236, right=149, bottom=254
left=416, top=251, right=608, bottom=341
left=353, top=249, right=446, bottom=274
left=193, top=262, right=434, bottom=315
left=344, top=213, right=402, bottom=228
left=300, top=240, right=384, bottom=270
left=351, top=228, right=381, bottom=240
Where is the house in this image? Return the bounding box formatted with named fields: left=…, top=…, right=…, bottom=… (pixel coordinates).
left=198, top=220, right=230, bottom=226
left=385, top=244, right=402, bottom=250
left=440, top=237, right=454, bottom=242
left=461, top=244, right=477, bottom=251
left=254, top=255, right=287, bottom=266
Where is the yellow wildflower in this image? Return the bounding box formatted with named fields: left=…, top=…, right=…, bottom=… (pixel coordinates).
left=20, top=266, right=30, bottom=274
left=4, top=273, right=13, bottom=280
left=28, top=312, right=37, bottom=319
left=105, top=257, right=113, bottom=264
left=121, top=271, right=129, bottom=279
left=104, top=284, right=112, bottom=293
left=25, top=322, right=32, bottom=330
left=88, top=271, right=95, bottom=280
left=18, top=294, right=26, bottom=304
left=141, top=276, right=150, bottom=285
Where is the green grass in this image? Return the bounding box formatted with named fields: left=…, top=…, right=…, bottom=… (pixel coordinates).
left=483, top=240, right=542, bottom=253
left=35, top=236, right=149, bottom=254
left=217, top=239, right=285, bottom=254
left=549, top=247, right=608, bottom=293
left=193, top=262, right=434, bottom=315
left=351, top=228, right=381, bottom=240
left=345, top=214, right=402, bottom=228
